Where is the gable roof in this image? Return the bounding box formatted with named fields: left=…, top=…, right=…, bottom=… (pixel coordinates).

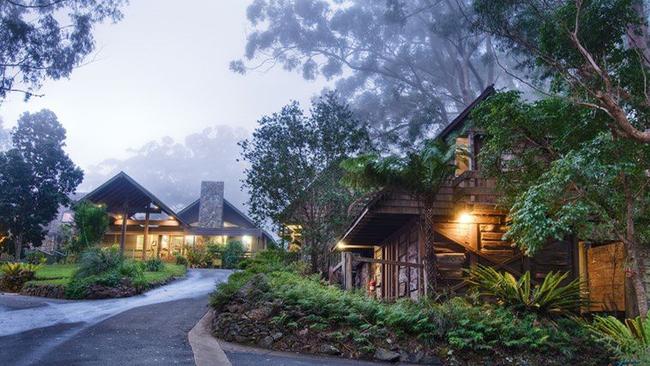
left=436, top=85, right=495, bottom=140
left=80, top=171, right=188, bottom=226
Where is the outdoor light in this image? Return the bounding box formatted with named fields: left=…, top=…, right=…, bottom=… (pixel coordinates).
left=336, top=241, right=347, bottom=250
left=458, top=212, right=473, bottom=224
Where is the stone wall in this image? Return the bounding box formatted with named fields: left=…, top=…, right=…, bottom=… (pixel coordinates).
left=198, top=181, right=224, bottom=228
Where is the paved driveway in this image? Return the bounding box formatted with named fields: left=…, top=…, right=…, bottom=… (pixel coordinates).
left=0, top=269, right=230, bottom=366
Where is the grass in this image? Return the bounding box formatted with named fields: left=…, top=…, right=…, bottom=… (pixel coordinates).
left=26, top=263, right=187, bottom=289
left=143, top=264, right=187, bottom=284
left=33, top=264, right=77, bottom=280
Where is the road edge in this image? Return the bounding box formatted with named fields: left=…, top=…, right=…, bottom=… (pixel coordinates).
left=188, top=310, right=232, bottom=366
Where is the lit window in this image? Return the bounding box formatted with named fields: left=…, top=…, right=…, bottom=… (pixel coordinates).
left=242, top=235, right=253, bottom=251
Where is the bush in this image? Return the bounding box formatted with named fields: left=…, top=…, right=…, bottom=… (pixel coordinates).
left=144, top=258, right=164, bottom=272
left=584, top=311, right=650, bottom=362
left=25, top=251, right=47, bottom=265
left=468, top=265, right=586, bottom=316
left=0, top=262, right=40, bottom=292
left=210, top=249, right=609, bottom=365
left=175, top=254, right=188, bottom=266
left=187, top=246, right=209, bottom=268
left=222, top=241, right=246, bottom=269
left=75, top=246, right=123, bottom=278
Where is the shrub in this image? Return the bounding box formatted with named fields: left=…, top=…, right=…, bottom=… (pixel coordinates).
left=468, top=265, right=586, bottom=315
left=222, top=241, right=246, bottom=269
left=25, top=251, right=47, bottom=265
left=144, top=258, right=164, bottom=272
left=584, top=312, right=650, bottom=361
left=74, top=246, right=123, bottom=279
left=175, top=254, right=188, bottom=266
left=0, top=262, right=40, bottom=292
left=186, top=246, right=209, bottom=268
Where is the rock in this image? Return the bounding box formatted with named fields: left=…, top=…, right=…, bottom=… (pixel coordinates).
left=318, top=344, right=340, bottom=355
left=245, top=306, right=274, bottom=321
left=271, top=332, right=283, bottom=341
left=297, top=328, right=308, bottom=336
left=227, top=304, right=244, bottom=313
left=374, top=348, right=400, bottom=362
left=259, top=335, right=274, bottom=348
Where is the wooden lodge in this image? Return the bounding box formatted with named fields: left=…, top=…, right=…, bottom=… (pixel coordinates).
left=332, top=87, right=627, bottom=313
left=81, top=172, right=273, bottom=260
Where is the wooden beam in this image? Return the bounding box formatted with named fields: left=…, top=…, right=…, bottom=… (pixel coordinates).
left=119, top=204, right=128, bottom=255
left=142, top=204, right=150, bottom=261
left=354, top=256, right=423, bottom=268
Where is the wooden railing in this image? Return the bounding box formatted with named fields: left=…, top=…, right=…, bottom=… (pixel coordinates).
left=450, top=170, right=501, bottom=205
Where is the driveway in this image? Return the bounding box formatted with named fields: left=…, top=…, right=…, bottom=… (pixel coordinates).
left=0, top=269, right=230, bottom=366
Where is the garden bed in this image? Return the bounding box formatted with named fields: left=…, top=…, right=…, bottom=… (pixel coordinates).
left=210, top=252, right=612, bottom=366
left=14, top=263, right=187, bottom=299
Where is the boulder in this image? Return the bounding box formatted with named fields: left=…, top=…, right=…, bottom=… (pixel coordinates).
left=318, top=344, right=340, bottom=355
left=374, top=348, right=400, bottom=362
left=245, top=305, right=274, bottom=321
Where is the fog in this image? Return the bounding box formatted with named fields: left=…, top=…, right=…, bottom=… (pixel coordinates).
left=0, top=0, right=329, bottom=211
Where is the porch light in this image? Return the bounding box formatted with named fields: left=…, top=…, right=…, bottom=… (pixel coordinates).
left=336, top=241, right=347, bottom=250
left=458, top=212, right=473, bottom=224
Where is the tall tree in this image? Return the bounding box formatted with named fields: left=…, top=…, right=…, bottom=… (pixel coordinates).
left=240, top=92, right=370, bottom=272
left=472, top=91, right=650, bottom=316
left=473, top=0, right=650, bottom=144
left=0, top=110, right=83, bottom=259
left=341, top=139, right=457, bottom=294
left=0, top=118, right=9, bottom=151
left=0, top=0, right=127, bottom=101
left=233, top=0, right=510, bottom=147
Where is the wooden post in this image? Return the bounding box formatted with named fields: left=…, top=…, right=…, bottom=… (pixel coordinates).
left=142, top=204, right=150, bottom=261
left=156, top=235, right=161, bottom=258
left=119, top=204, right=128, bottom=255
left=343, top=252, right=353, bottom=290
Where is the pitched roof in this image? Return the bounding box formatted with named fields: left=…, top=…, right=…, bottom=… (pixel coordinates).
left=80, top=171, right=188, bottom=226
left=436, top=85, right=495, bottom=140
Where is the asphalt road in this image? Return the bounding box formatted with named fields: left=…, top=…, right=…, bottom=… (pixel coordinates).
left=0, top=269, right=230, bottom=366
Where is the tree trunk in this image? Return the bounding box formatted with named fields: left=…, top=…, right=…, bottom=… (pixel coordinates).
left=14, top=235, right=22, bottom=260
left=627, top=0, right=650, bottom=68
left=624, top=178, right=648, bottom=316
left=421, top=207, right=438, bottom=296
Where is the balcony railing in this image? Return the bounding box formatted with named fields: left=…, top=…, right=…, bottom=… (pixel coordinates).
left=450, top=170, right=501, bottom=205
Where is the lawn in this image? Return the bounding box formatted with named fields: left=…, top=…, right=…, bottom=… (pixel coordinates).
left=33, top=263, right=77, bottom=280
left=27, top=263, right=187, bottom=288
left=143, top=264, right=187, bottom=284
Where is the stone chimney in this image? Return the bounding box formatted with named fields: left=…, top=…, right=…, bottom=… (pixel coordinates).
left=198, top=181, right=224, bottom=228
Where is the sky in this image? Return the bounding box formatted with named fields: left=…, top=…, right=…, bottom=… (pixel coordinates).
left=0, top=0, right=329, bottom=170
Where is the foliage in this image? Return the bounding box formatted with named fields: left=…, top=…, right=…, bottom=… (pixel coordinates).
left=25, top=251, right=47, bottom=265
left=473, top=0, right=650, bottom=144
left=144, top=258, right=164, bottom=272
left=186, top=246, right=210, bottom=268
left=74, top=246, right=123, bottom=279
left=222, top=241, right=245, bottom=269
left=210, top=250, right=609, bottom=364
left=240, top=92, right=370, bottom=272
left=70, top=201, right=109, bottom=254
left=0, top=110, right=84, bottom=259
left=471, top=91, right=650, bottom=314
left=175, top=254, right=188, bottom=266
left=0, top=262, right=41, bottom=292
left=0, top=0, right=127, bottom=100
left=468, top=266, right=585, bottom=316
left=234, top=0, right=513, bottom=148
left=142, top=264, right=186, bottom=284
left=585, top=312, right=650, bottom=361
left=341, top=138, right=456, bottom=199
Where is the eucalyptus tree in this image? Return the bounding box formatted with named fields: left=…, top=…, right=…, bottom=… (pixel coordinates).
left=341, top=139, right=456, bottom=294
left=472, top=91, right=650, bottom=316
left=233, top=0, right=509, bottom=147
left=473, top=0, right=650, bottom=144
left=0, top=0, right=127, bottom=101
